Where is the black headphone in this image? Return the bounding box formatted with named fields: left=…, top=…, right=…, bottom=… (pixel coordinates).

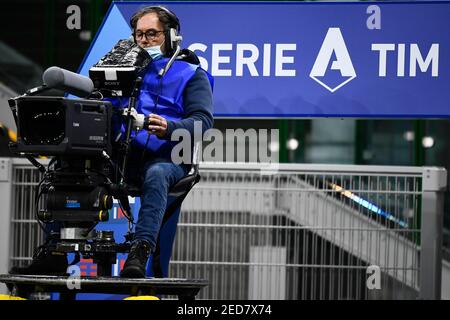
left=130, top=6, right=181, bottom=56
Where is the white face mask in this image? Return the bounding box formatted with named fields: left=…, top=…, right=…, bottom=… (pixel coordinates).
left=145, top=43, right=164, bottom=61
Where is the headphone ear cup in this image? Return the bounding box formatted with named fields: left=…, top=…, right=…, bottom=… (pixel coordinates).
left=164, top=28, right=177, bottom=55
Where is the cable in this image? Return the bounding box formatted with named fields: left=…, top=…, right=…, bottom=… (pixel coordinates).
left=34, top=175, right=50, bottom=235
left=118, top=200, right=135, bottom=225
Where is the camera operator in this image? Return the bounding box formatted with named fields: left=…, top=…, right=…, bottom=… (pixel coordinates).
left=11, top=5, right=213, bottom=278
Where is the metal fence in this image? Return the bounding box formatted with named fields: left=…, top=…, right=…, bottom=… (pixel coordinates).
left=170, top=163, right=446, bottom=300
left=4, top=159, right=446, bottom=299
left=9, top=160, right=46, bottom=269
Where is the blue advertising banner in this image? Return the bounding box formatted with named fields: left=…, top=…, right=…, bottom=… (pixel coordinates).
left=79, top=1, right=450, bottom=117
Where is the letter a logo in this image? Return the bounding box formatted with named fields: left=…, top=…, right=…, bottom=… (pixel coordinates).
left=310, top=28, right=356, bottom=93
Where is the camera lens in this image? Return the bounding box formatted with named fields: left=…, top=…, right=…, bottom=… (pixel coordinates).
left=19, top=99, right=65, bottom=145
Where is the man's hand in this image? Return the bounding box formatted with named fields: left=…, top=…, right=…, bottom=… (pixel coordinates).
left=146, top=113, right=168, bottom=138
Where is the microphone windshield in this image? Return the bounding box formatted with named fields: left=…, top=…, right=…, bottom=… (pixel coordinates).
left=43, top=66, right=94, bottom=97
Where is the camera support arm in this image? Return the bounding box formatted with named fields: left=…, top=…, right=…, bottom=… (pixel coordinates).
left=120, top=77, right=143, bottom=183
left=110, top=77, right=143, bottom=228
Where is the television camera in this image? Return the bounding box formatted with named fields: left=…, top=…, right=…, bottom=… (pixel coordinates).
left=7, top=38, right=191, bottom=276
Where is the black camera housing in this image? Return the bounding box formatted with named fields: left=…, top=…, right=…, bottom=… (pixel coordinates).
left=89, top=39, right=151, bottom=97
left=12, top=96, right=112, bottom=157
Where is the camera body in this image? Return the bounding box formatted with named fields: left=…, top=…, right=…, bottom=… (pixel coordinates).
left=8, top=95, right=131, bottom=275
left=12, top=96, right=112, bottom=157
left=7, top=39, right=155, bottom=276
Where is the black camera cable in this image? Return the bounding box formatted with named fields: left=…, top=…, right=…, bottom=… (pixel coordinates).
left=35, top=173, right=51, bottom=235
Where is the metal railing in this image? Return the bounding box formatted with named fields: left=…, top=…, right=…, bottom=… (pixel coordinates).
left=3, top=159, right=446, bottom=299
left=9, top=159, right=47, bottom=269
left=170, top=163, right=446, bottom=300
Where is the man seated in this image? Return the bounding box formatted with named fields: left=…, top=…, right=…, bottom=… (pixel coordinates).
left=10, top=5, right=213, bottom=278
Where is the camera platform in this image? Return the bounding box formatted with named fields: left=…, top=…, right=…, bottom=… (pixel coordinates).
left=0, top=274, right=208, bottom=300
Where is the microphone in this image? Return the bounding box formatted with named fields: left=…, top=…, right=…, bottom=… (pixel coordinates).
left=158, top=30, right=183, bottom=77
left=43, top=66, right=94, bottom=97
